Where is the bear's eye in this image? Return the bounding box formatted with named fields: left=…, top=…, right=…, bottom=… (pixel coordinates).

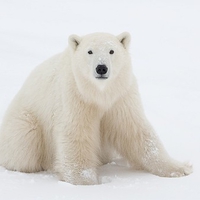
left=88, top=50, right=93, bottom=55
left=109, top=50, right=114, bottom=54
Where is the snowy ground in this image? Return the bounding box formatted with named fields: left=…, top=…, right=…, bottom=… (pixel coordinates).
left=0, top=0, right=200, bottom=199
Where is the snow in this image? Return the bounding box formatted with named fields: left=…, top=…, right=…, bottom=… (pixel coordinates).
left=80, top=169, right=97, bottom=182
left=0, top=0, right=200, bottom=199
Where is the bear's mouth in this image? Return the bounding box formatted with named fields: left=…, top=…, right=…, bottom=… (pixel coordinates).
left=96, top=76, right=108, bottom=79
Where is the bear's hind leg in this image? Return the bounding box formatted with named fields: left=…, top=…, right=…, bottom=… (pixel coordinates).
left=0, top=111, right=44, bottom=173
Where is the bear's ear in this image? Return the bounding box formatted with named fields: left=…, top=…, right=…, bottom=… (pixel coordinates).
left=117, top=32, right=131, bottom=49
left=68, top=34, right=81, bottom=50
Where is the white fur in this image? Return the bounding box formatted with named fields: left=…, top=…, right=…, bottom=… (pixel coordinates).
left=0, top=32, right=192, bottom=185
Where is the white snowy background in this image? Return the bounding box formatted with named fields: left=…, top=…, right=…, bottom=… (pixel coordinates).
left=0, top=0, right=200, bottom=199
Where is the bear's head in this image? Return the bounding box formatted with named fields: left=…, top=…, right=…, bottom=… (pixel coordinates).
left=68, top=32, right=133, bottom=108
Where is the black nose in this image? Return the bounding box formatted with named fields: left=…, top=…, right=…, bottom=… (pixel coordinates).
left=96, top=65, right=108, bottom=75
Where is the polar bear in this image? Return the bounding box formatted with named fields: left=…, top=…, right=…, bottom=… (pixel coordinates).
left=0, top=32, right=192, bottom=185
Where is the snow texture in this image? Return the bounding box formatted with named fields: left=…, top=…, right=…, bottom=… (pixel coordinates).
left=0, top=0, right=200, bottom=199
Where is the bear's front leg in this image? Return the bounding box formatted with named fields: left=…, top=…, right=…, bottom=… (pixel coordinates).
left=101, top=84, right=192, bottom=178
left=54, top=103, right=102, bottom=185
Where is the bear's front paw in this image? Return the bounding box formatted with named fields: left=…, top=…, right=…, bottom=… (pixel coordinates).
left=59, top=168, right=99, bottom=185
left=169, top=162, right=193, bottom=177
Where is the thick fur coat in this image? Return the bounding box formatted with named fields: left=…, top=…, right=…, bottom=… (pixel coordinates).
left=0, top=32, right=192, bottom=185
